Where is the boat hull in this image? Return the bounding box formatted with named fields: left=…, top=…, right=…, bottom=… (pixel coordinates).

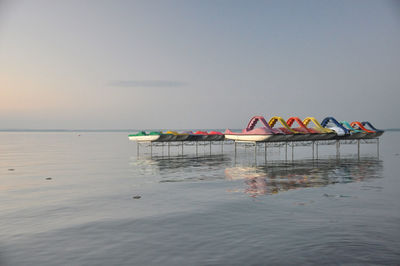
left=157, top=134, right=176, bottom=142
left=129, top=135, right=161, bottom=142
left=339, top=132, right=368, bottom=140
left=174, top=135, right=191, bottom=141
left=315, top=133, right=336, bottom=140
left=224, top=134, right=273, bottom=142
left=266, top=134, right=287, bottom=142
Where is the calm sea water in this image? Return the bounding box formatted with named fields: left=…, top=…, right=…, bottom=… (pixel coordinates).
left=1, top=132, right=400, bottom=265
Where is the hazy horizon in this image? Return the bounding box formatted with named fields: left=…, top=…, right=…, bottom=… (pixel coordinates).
left=1, top=0, right=399, bottom=130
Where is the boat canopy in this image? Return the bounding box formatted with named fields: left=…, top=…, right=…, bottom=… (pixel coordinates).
left=361, top=121, right=384, bottom=133
left=321, top=117, right=350, bottom=134
left=129, top=131, right=161, bottom=137
left=286, top=117, right=317, bottom=133
left=246, top=116, right=274, bottom=131
left=340, top=121, right=364, bottom=133
left=302, top=117, right=334, bottom=133
left=268, top=116, right=298, bottom=133
left=350, top=122, right=375, bottom=133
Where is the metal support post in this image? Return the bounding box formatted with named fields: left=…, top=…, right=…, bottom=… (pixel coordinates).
left=181, top=141, right=184, bottom=156
left=316, top=141, right=319, bottom=160
left=137, top=142, right=140, bottom=157
left=221, top=142, right=224, bottom=153
left=196, top=142, right=198, bottom=156
left=336, top=140, right=340, bottom=158
left=285, top=142, right=288, bottom=161
left=254, top=142, right=257, bottom=163
left=377, top=138, right=379, bottom=158
left=234, top=141, right=237, bottom=158
left=312, top=141, right=315, bottom=160
left=150, top=142, right=152, bottom=157
left=168, top=142, right=170, bottom=157
left=209, top=141, right=212, bottom=155
left=357, top=139, right=360, bottom=159
left=264, top=142, right=267, bottom=162
left=291, top=142, right=294, bottom=161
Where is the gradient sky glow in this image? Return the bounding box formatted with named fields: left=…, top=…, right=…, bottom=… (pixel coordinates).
left=0, top=0, right=399, bottom=130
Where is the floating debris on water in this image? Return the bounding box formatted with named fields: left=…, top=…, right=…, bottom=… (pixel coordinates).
left=132, top=196, right=141, bottom=199
left=159, top=180, right=182, bottom=183
left=8, top=169, right=15, bottom=171
left=323, top=193, right=351, bottom=198
left=45, top=177, right=52, bottom=180
left=361, top=185, right=383, bottom=190
left=294, top=200, right=314, bottom=206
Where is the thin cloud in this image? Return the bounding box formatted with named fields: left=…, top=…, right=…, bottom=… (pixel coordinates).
left=109, top=80, right=186, bottom=88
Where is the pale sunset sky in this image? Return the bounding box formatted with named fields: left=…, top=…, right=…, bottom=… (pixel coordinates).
left=0, top=0, right=399, bottom=130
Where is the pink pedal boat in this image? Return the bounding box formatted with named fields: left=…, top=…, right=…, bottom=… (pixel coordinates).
left=225, top=116, right=284, bottom=142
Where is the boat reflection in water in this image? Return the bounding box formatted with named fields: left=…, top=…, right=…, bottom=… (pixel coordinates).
left=131, top=155, right=382, bottom=197
left=131, top=154, right=232, bottom=183
left=225, top=157, right=383, bottom=197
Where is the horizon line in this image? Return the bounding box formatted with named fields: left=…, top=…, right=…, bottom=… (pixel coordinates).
left=0, top=128, right=398, bottom=132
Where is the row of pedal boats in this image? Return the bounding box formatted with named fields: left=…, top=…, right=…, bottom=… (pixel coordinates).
left=128, top=116, right=384, bottom=142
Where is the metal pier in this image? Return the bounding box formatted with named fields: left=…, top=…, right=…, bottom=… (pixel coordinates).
left=135, top=138, right=380, bottom=160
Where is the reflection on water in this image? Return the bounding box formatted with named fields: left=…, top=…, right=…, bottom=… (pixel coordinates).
left=131, top=154, right=382, bottom=197
left=225, top=157, right=383, bottom=197
left=130, top=154, right=232, bottom=183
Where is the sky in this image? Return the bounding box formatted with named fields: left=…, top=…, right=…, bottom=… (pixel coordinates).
left=0, top=0, right=399, bottom=130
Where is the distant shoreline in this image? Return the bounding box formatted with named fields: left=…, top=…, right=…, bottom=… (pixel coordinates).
left=0, top=128, right=398, bottom=133
left=0, top=129, right=135, bottom=132
left=0, top=129, right=227, bottom=133
left=384, top=129, right=400, bottom=132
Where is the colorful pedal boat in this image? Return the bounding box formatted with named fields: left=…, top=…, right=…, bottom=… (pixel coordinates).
left=194, top=131, right=224, bottom=141
left=225, top=128, right=274, bottom=142
left=128, top=131, right=174, bottom=142
left=286, top=117, right=334, bottom=141
left=321, top=117, right=349, bottom=138
left=351, top=122, right=383, bottom=139
left=180, top=131, right=204, bottom=141
left=209, top=131, right=225, bottom=141
left=224, top=116, right=283, bottom=142
left=245, top=116, right=286, bottom=142
left=360, top=121, right=384, bottom=138
left=268, top=116, right=308, bottom=141
left=340, top=121, right=368, bottom=139
left=163, top=131, right=191, bottom=141
left=302, top=117, right=337, bottom=140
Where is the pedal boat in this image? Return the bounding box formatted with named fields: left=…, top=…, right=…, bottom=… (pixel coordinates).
left=268, top=116, right=306, bottom=141
left=351, top=121, right=382, bottom=139
left=244, top=116, right=285, bottom=142
left=128, top=131, right=174, bottom=142
left=286, top=117, right=323, bottom=141
left=180, top=131, right=203, bottom=141
left=321, top=117, right=350, bottom=139
left=224, top=116, right=279, bottom=142
left=360, top=121, right=384, bottom=138
left=164, top=131, right=191, bottom=141
left=209, top=131, right=225, bottom=141
left=224, top=128, right=274, bottom=142
left=194, top=131, right=217, bottom=141
left=340, top=121, right=368, bottom=139
left=302, top=117, right=336, bottom=140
